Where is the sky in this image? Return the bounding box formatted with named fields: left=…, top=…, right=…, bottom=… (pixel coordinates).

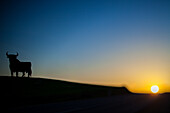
left=0, top=0, right=170, bottom=93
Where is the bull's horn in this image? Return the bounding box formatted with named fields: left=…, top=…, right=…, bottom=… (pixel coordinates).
left=16, top=52, right=19, bottom=56
left=6, top=51, right=9, bottom=56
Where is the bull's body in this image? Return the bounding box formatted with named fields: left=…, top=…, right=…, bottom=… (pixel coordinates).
left=6, top=52, right=32, bottom=77
left=10, top=61, right=32, bottom=77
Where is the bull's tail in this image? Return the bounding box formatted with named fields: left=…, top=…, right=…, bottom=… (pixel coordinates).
left=28, top=69, right=32, bottom=76
left=27, top=67, right=32, bottom=77
left=28, top=62, right=32, bottom=77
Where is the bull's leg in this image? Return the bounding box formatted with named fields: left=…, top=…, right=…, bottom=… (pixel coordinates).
left=28, top=69, right=32, bottom=78
left=22, top=72, right=25, bottom=77
left=16, top=71, right=18, bottom=77
left=11, top=71, right=13, bottom=77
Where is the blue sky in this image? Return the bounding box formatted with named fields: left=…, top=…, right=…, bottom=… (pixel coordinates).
left=1, top=0, right=170, bottom=93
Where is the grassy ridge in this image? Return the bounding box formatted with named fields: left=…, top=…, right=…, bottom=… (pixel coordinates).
left=0, top=76, right=131, bottom=107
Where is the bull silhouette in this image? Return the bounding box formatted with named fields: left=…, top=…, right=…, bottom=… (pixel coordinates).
left=6, top=52, right=32, bottom=77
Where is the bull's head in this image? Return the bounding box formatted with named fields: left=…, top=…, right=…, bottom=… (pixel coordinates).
left=6, top=52, right=19, bottom=59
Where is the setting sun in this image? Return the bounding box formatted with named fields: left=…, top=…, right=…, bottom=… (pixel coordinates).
left=151, top=85, right=159, bottom=93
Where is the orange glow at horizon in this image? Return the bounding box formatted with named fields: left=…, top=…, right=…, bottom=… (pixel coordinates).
left=39, top=41, right=170, bottom=94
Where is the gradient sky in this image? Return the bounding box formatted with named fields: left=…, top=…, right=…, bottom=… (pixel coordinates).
left=1, top=0, right=170, bottom=93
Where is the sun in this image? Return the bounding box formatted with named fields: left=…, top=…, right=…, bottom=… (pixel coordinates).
left=151, top=85, right=159, bottom=93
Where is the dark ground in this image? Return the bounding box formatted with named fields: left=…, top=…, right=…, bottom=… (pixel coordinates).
left=0, top=76, right=169, bottom=113
left=0, top=76, right=130, bottom=108
left=6, top=93, right=170, bottom=113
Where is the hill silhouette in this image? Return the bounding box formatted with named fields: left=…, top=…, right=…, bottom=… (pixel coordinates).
left=0, top=76, right=131, bottom=108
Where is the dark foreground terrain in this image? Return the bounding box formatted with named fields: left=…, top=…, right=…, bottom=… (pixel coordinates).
left=8, top=93, right=170, bottom=113
left=0, top=76, right=129, bottom=108
left=0, top=76, right=169, bottom=113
